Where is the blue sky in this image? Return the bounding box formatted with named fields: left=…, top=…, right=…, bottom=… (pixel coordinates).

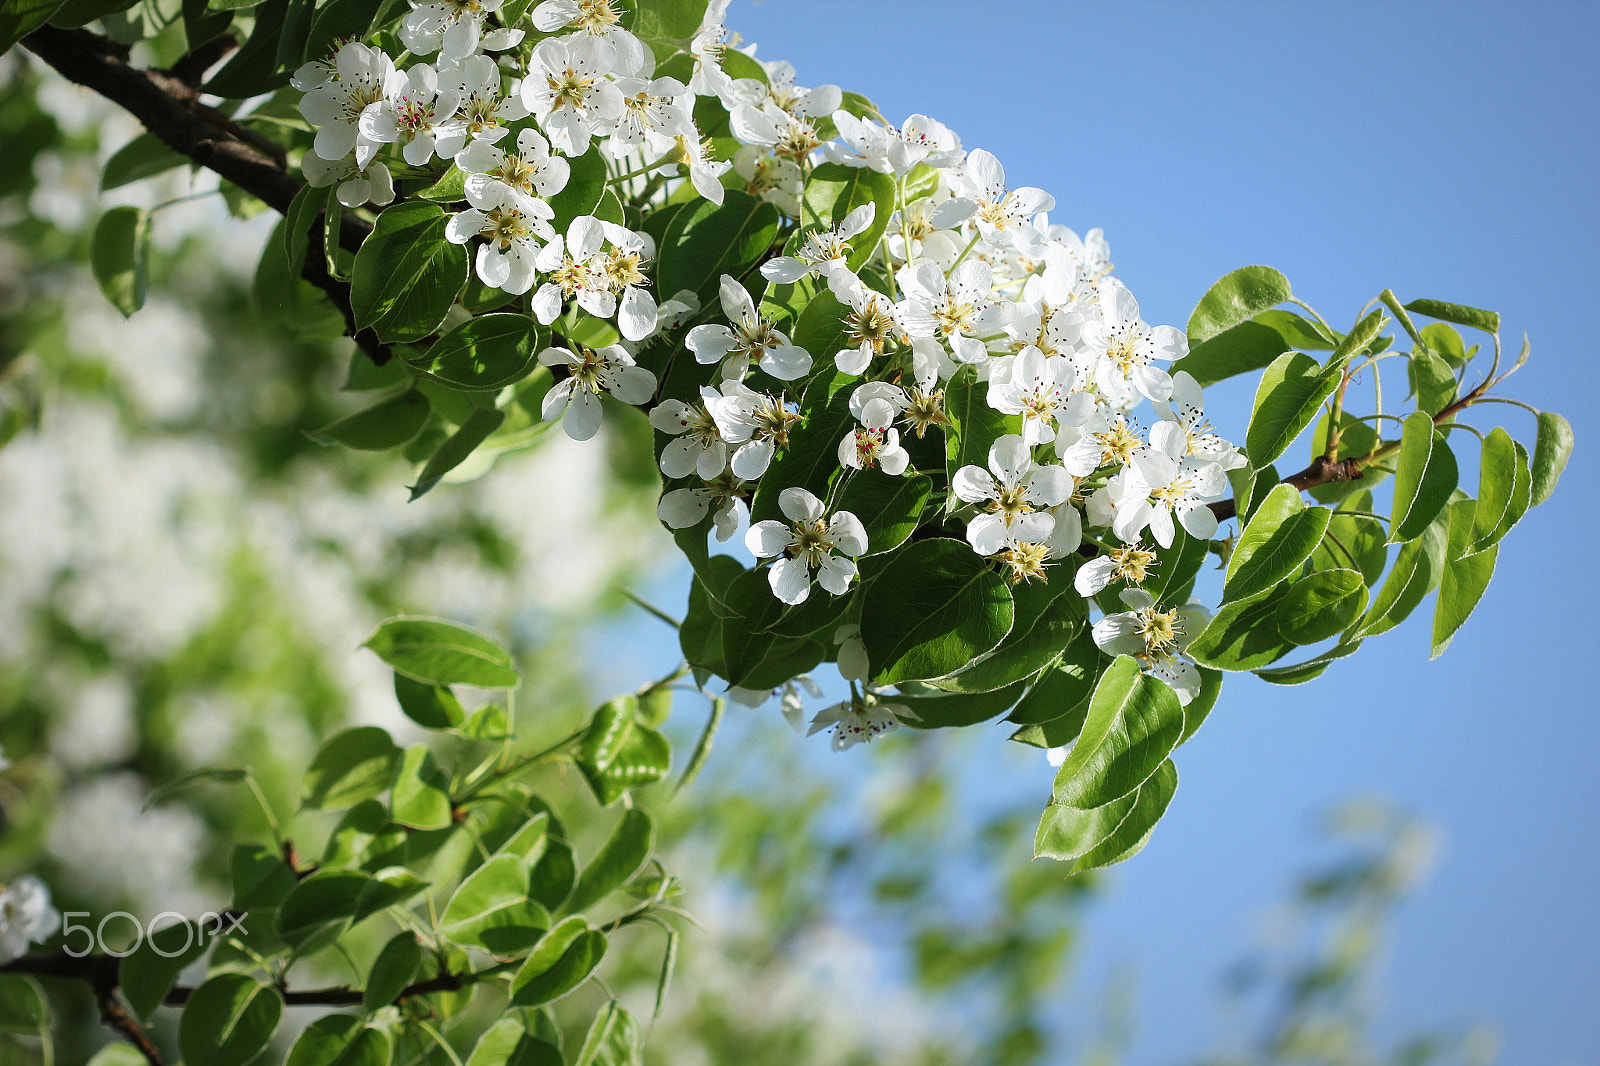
left=698, top=2, right=1600, bottom=1063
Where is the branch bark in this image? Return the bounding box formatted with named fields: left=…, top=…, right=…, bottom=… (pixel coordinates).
left=19, top=25, right=390, bottom=364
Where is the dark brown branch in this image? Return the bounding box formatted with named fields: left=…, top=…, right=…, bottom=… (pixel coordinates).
left=0, top=952, right=162, bottom=1065
left=20, top=25, right=389, bottom=363
left=164, top=969, right=463, bottom=1007
left=1208, top=455, right=1362, bottom=523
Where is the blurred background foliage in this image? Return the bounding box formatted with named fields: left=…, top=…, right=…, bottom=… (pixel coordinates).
left=0, top=45, right=1490, bottom=1066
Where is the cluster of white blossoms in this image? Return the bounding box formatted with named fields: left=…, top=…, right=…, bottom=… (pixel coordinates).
left=292, top=0, right=1248, bottom=739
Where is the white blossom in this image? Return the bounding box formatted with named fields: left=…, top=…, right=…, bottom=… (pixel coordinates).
left=746, top=487, right=867, bottom=605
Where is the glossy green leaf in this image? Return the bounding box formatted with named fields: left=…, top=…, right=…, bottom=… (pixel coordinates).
left=415, top=166, right=466, bottom=203
left=390, top=743, right=452, bottom=830
left=179, top=974, right=282, bottom=1066
left=573, top=1000, right=643, bottom=1066
left=1467, top=428, right=1531, bottom=556
left=466, top=1019, right=563, bottom=1066
left=350, top=201, right=466, bottom=341
left=1275, top=568, right=1367, bottom=645
left=1072, top=759, right=1179, bottom=872
left=1007, top=628, right=1102, bottom=726
left=1530, top=410, right=1573, bottom=506
left=230, top=842, right=295, bottom=912
left=626, top=0, right=706, bottom=60
left=1176, top=667, right=1222, bottom=745
left=0, top=974, right=47, bottom=1034
left=1223, top=483, right=1332, bottom=603
left=1432, top=499, right=1497, bottom=659
left=282, top=182, right=322, bottom=280
left=1172, top=320, right=1293, bottom=388
left=934, top=579, right=1083, bottom=693
left=1, top=0, right=65, bottom=53
left=1245, top=351, right=1343, bottom=467
left=1255, top=308, right=1335, bottom=349
left=299, top=0, right=380, bottom=64
left=546, top=147, right=608, bottom=232
left=1227, top=462, right=1280, bottom=525
left=943, top=365, right=1016, bottom=512
left=121, top=919, right=212, bottom=1021
left=277, top=869, right=370, bottom=949
left=897, top=676, right=1030, bottom=728
left=836, top=471, right=930, bottom=556
left=510, top=917, right=607, bottom=1006
left=1187, top=583, right=1297, bottom=671
left=101, top=131, right=186, bottom=191
left=1145, top=524, right=1212, bottom=604
left=302, top=726, right=399, bottom=810
left=1033, top=789, right=1140, bottom=863
left=285, top=1015, right=391, bottom=1066
left=352, top=866, right=427, bottom=924
left=1389, top=411, right=1458, bottom=542
left=415, top=314, right=540, bottom=391
left=574, top=696, right=671, bottom=806
left=528, top=837, right=576, bottom=911
left=1331, top=308, right=1385, bottom=361
left=1254, top=639, right=1363, bottom=685
left=1408, top=347, right=1457, bottom=416
left=860, top=538, right=1014, bottom=685
left=799, top=162, right=894, bottom=269
left=364, top=616, right=518, bottom=688
left=1186, top=265, right=1292, bottom=347
left=363, top=932, right=421, bottom=1013
left=310, top=390, right=431, bottom=451
left=673, top=698, right=723, bottom=797
left=1309, top=501, right=1387, bottom=585
left=1051, top=656, right=1183, bottom=809
left=91, top=205, right=151, bottom=317
left=393, top=671, right=465, bottom=730
left=1404, top=297, right=1499, bottom=335
left=719, top=568, right=785, bottom=685
left=408, top=406, right=506, bottom=500
left=656, top=190, right=781, bottom=306
left=1420, top=322, right=1470, bottom=364
left=442, top=854, right=549, bottom=953
left=565, top=808, right=653, bottom=915
left=1356, top=511, right=1449, bottom=637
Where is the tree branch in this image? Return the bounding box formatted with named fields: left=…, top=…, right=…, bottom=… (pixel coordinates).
left=19, top=24, right=391, bottom=364
left=1207, top=455, right=1362, bottom=523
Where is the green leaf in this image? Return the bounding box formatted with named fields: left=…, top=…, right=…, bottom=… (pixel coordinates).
left=860, top=538, right=1014, bottom=685
left=1071, top=759, right=1178, bottom=872
left=142, top=766, right=249, bottom=810
left=277, top=869, right=370, bottom=949
left=1253, top=639, right=1363, bottom=685
left=799, top=162, right=894, bottom=269
left=943, top=365, right=1016, bottom=512
left=1051, top=656, right=1184, bottom=809
left=625, top=0, right=705, bottom=60
left=408, top=406, right=506, bottom=500
left=574, top=697, right=671, bottom=806
left=1389, top=411, right=1458, bottom=542
left=1275, top=569, right=1367, bottom=645
left=101, top=131, right=186, bottom=191
left=564, top=808, right=654, bottom=915
left=1187, top=583, right=1297, bottom=671
left=835, top=471, right=930, bottom=556
left=350, top=201, right=467, bottom=341
left=1466, top=428, right=1531, bottom=556
left=1033, top=789, right=1139, bottom=863
left=546, top=148, right=608, bottom=232
left=204, top=0, right=292, bottom=96
left=934, top=579, right=1083, bottom=694
left=1172, top=320, right=1295, bottom=388
left=1419, top=322, right=1469, bottom=365
left=1, top=0, right=65, bottom=54
left=299, top=0, right=379, bottom=63
left=718, top=568, right=785, bottom=684
left=1186, top=265, right=1292, bottom=347
left=1403, top=297, right=1499, bottom=335
left=285, top=1016, right=391, bottom=1066
left=528, top=837, right=576, bottom=911
left=121, top=919, right=213, bottom=1021
left=352, top=866, right=427, bottom=924
left=1245, top=351, right=1343, bottom=467
left=415, top=313, right=540, bottom=391
left=573, top=1000, right=643, bottom=1066
left=1530, top=410, right=1573, bottom=506
left=1007, top=628, right=1101, bottom=726
left=1432, top=499, right=1497, bottom=659
left=1408, top=347, right=1457, bottom=416
left=363, top=932, right=421, bottom=1013
left=442, top=854, right=549, bottom=953
left=896, top=676, right=1031, bottom=728
left=1145, top=524, right=1212, bottom=604
left=393, top=672, right=465, bottom=730
left=0, top=974, right=47, bottom=1034
left=1255, top=308, right=1336, bottom=350
left=363, top=615, right=519, bottom=688
left=673, top=698, right=722, bottom=797
left=1223, top=483, right=1332, bottom=604
left=1176, top=667, right=1222, bottom=745
left=310, top=390, right=431, bottom=451
left=231, top=842, right=296, bottom=911
left=510, top=918, right=607, bottom=1006
left=656, top=190, right=781, bottom=307
left=302, top=726, right=400, bottom=810
left=283, top=182, right=322, bottom=278
left=465, top=1019, right=563, bottom=1066
left=91, top=205, right=151, bottom=317
left=1227, top=462, right=1280, bottom=525
left=179, top=974, right=282, bottom=1066
left=415, top=166, right=466, bottom=203
left=390, top=743, right=452, bottom=830
left=1356, top=511, right=1449, bottom=638
left=1331, top=308, right=1386, bottom=361
left=1308, top=496, right=1387, bottom=584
